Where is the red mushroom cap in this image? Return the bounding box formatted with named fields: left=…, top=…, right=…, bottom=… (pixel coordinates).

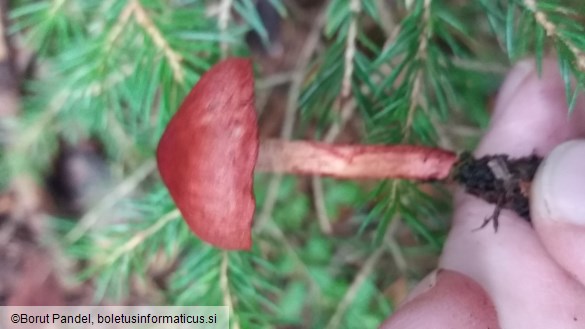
left=156, top=58, right=258, bottom=250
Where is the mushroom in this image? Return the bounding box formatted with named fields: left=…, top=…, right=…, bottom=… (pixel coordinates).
left=156, top=57, right=460, bottom=250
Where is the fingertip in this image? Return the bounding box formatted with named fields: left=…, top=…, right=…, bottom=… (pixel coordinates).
left=532, top=140, right=585, bottom=225
left=380, top=270, right=500, bottom=329
left=475, top=58, right=585, bottom=157
left=531, top=140, right=585, bottom=284
left=438, top=58, right=585, bottom=328
left=492, top=58, right=536, bottom=116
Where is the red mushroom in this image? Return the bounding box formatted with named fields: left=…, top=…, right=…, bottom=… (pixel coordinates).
left=157, top=58, right=458, bottom=250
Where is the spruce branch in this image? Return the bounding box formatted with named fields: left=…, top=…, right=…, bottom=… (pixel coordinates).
left=371, top=180, right=399, bottom=244
left=522, top=0, right=585, bottom=72
left=340, top=0, right=360, bottom=101
left=357, top=0, right=454, bottom=245
left=403, top=0, right=431, bottom=138
left=106, top=1, right=135, bottom=46
left=130, top=0, right=184, bottom=83
left=312, top=0, right=361, bottom=235
left=100, top=208, right=180, bottom=268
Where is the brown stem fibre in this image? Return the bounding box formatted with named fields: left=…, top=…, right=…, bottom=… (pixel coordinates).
left=256, top=139, right=458, bottom=181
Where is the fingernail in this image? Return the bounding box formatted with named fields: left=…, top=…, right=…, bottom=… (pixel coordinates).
left=532, top=140, right=585, bottom=225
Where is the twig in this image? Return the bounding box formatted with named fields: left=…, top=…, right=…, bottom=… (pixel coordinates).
left=384, top=217, right=408, bottom=274
left=255, top=71, right=296, bottom=117
left=220, top=252, right=241, bottom=329
left=65, top=160, right=156, bottom=243
left=311, top=178, right=332, bottom=234
left=325, top=190, right=405, bottom=329
left=102, top=209, right=180, bottom=267
left=325, top=246, right=385, bottom=329
left=449, top=57, right=508, bottom=74
left=255, top=9, right=327, bottom=231
left=403, top=0, right=432, bottom=138
left=109, top=0, right=184, bottom=83
left=85, top=65, right=134, bottom=98
left=281, top=15, right=326, bottom=140
left=404, top=71, right=423, bottom=138
left=218, top=0, right=233, bottom=59
left=375, top=0, right=397, bottom=37
left=382, top=182, right=409, bottom=275
left=323, top=98, right=357, bottom=144
left=107, top=1, right=135, bottom=45
left=256, top=71, right=296, bottom=90
left=312, top=0, right=360, bottom=234
left=341, top=0, right=360, bottom=101
left=132, top=0, right=184, bottom=83
left=262, top=223, right=318, bottom=286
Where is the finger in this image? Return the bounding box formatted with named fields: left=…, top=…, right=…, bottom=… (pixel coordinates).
left=531, top=140, right=585, bottom=285
left=440, top=58, right=585, bottom=329
left=475, top=59, right=585, bottom=157
left=380, top=270, right=499, bottom=329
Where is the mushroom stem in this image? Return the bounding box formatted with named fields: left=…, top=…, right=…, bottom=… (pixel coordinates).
left=256, top=139, right=458, bottom=181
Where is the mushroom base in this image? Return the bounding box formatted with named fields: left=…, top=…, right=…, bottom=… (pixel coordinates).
left=451, top=152, right=543, bottom=222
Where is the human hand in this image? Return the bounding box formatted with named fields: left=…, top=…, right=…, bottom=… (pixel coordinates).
left=381, top=59, right=585, bottom=329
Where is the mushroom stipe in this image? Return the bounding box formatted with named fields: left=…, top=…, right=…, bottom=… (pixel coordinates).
left=156, top=57, right=543, bottom=250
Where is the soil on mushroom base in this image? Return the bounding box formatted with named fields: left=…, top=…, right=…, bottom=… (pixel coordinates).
left=451, top=153, right=543, bottom=223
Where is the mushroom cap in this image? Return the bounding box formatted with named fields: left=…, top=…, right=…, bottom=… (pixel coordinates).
left=156, top=58, right=258, bottom=250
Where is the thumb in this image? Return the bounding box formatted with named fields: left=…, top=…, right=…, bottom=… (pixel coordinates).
left=531, top=140, right=585, bottom=285
left=379, top=270, right=500, bottom=329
